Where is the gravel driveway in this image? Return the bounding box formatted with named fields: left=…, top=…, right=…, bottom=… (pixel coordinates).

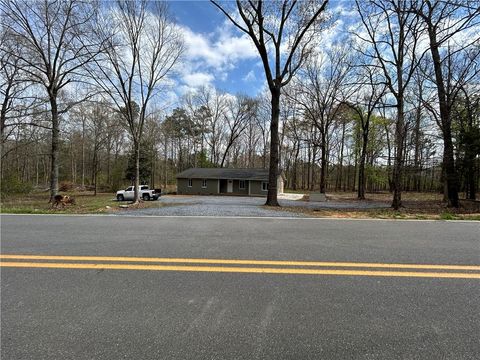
left=120, top=195, right=388, bottom=217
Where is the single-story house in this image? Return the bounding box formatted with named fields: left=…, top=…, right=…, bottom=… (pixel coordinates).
left=176, top=168, right=285, bottom=196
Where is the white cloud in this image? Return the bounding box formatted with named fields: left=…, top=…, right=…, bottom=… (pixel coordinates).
left=177, top=23, right=258, bottom=90
left=180, top=24, right=257, bottom=70
left=182, top=72, right=215, bottom=87
left=242, top=70, right=256, bottom=82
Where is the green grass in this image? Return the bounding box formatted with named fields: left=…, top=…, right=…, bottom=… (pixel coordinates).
left=439, top=212, right=455, bottom=220
left=0, top=191, right=163, bottom=214
left=3, top=191, right=479, bottom=220
left=268, top=204, right=480, bottom=221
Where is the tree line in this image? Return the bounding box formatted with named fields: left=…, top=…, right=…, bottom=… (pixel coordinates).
left=1, top=0, right=479, bottom=208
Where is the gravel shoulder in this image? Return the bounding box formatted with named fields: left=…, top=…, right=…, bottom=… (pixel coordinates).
left=119, top=195, right=388, bottom=217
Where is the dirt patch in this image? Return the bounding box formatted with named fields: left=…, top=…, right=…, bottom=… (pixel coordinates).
left=266, top=198, right=480, bottom=221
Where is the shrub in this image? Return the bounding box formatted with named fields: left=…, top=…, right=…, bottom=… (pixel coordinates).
left=440, top=212, right=456, bottom=220
left=1, top=176, right=33, bottom=198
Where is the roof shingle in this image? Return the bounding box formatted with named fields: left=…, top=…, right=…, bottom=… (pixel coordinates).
left=176, top=168, right=283, bottom=181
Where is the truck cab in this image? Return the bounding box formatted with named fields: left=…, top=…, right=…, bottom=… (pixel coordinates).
left=116, top=185, right=159, bottom=201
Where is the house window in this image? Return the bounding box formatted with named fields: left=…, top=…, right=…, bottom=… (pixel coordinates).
left=239, top=180, right=246, bottom=189
left=262, top=182, right=269, bottom=191
left=188, top=179, right=193, bottom=187
left=202, top=179, right=207, bottom=188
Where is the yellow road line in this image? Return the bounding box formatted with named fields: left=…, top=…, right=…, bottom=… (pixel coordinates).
left=0, top=254, right=479, bottom=271
left=1, top=261, right=479, bottom=279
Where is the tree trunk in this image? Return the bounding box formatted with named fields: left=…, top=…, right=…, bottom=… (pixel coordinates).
left=391, top=100, right=405, bottom=210
left=465, top=143, right=476, bottom=200
left=133, top=140, right=140, bottom=204
left=464, top=95, right=477, bottom=200
left=352, top=141, right=358, bottom=192
left=336, top=121, right=346, bottom=191
left=49, top=96, right=60, bottom=202
left=443, top=132, right=459, bottom=206
left=319, top=132, right=327, bottom=194
left=307, top=141, right=311, bottom=190
left=358, top=130, right=368, bottom=200
left=93, top=150, right=97, bottom=196
left=81, top=116, right=85, bottom=188
left=292, top=141, right=300, bottom=190
left=265, top=89, right=280, bottom=206
left=428, top=26, right=459, bottom=207
left=311, top=144, right=317, bottom=191
left=35, top=155, right=39, bottom=187
left=220, top=138, right=235, bottom=167
left=164, top=137, right=168, bottom=189
left=413, top=91, right=422, bottom=192
left=151, top=147, right=156, bottom=190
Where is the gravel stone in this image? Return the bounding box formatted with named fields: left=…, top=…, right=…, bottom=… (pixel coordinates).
left=119, top=195, right=388, bottom=217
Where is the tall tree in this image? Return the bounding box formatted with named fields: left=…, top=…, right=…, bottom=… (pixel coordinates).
left=1, top=0, right=101, bottom=200
left=409, top=0, right=480, bottom=207
left=193, top=86, right=228, bottom=166
left=293, top=45, right=352, bottom=193
left=92, top=0, right=183, bottom=204
left=212, top=0, right=329, bottom=206
left=356, top=0, right=423, bottom=209
left=220, top=95, right=256, bottom=167
left=454, top=88, right=480, bottom=200
left=346, top=64, right=386, bottom=199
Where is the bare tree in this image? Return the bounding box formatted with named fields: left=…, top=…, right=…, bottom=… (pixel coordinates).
left=255, top=93, right=272, bottom=169
left=220, top=95, right=256, bottom=167
left=189, top=86, right=229, bottom=167
left=455, top=85, right=480, bottom=200
left=408, top=0, right=480, bottom=207
left=356, top=0, right=423, bottom=209
left=291, top=45, right=352, bottom=193
left=1, top=31, right=23, bottom=143
left=243, top=104, right=262, bottom=168
left=1, top=0, right=101, bottom=200
left=92, top=0, right=183, bottom=204
left=212, top=0, right=329, bottom=206
left=346, top=63, right=387, bottom=199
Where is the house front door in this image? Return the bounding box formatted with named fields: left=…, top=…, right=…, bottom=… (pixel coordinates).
left=227, top=180, right=233, bottom=193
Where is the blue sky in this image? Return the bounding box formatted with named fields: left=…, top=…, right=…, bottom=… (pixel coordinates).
left=165, top=0, right=354, bottom=103
left=170, top=1, right=222, bottom=34
left=168, top=0, right=265, bottom=98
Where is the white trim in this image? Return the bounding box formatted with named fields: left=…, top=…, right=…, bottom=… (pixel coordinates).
left=261, top=181, right=268, bottom=191
left=201, top=179, right=207, bottom=188
left=187, top=179, right=193, bottom=187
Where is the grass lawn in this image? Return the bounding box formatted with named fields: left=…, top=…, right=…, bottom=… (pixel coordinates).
left=2, top=190, right=479, bottom=220
left=275, top=191, right=480, bottom=221
left=0, top=191, right=164, bottom=214
left=273, top=206, right=480, bottom=221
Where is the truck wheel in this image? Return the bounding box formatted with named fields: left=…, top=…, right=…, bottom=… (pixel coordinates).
left=142, top=194, right=150, bottom=201
left=117, top=194, right=124, bottom=201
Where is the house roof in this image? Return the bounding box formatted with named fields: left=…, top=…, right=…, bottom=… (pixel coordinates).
left=176, top=168, right=285, bottom=181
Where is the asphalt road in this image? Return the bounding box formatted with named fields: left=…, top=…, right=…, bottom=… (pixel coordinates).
left=1, top=214, right=479, bottom=359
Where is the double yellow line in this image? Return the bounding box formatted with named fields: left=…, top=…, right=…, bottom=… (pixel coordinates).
left=1, top=254, right=479, bottom=279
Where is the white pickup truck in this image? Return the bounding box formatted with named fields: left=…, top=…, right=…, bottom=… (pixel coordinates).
left=116, top=185, right=159, bottom=201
